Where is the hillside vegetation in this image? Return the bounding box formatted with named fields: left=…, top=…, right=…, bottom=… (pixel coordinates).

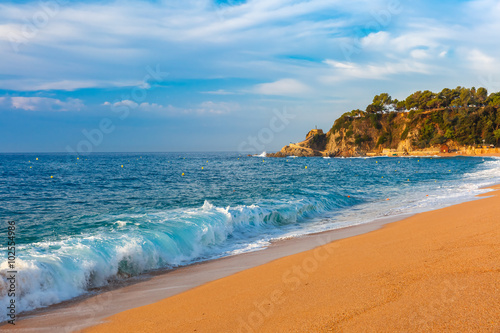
left=270, top=87, right=500, bottom=157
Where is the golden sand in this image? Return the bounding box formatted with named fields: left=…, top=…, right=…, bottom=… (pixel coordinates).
left=85, top=187, right=500, bottom=332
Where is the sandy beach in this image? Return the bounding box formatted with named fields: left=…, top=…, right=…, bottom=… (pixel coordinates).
left=439, top=152, right=500, bottom=158
left=81, top=186, right=500, bottom=332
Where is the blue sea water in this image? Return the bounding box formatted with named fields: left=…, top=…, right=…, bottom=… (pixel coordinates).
left=1, top=152, right=500, bottom=318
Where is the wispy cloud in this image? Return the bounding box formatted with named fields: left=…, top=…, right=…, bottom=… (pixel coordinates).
left=198, top=101, right=239, bottom=114
left=321, top=59, right=430, bottom=81
left=103, top=100, right=238, bottom=115
left=0, top=0, right=376, bottom=92
left=1, top=96, right=84, bottom=111
left=0, top=0, right=497, bottom=98
left=254, top=78, right=310, bottom=96
left=466, top=49, right=497, bottom=73
left=0, top=79, right=146, bottom=92
left=201, top=89, right=236, bottom=95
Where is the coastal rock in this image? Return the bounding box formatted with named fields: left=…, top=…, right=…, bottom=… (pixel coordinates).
left=269, top=101, right=500, bottom=157
left=267, top=129, right=339, bottom=157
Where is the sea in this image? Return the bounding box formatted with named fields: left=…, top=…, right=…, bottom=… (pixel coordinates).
left=1, top=152, right=499, bottom=320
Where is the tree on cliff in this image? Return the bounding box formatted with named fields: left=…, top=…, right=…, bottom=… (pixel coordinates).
left=271, top=86, right=500, bottom=157
left=331, top=87, right=500, bottom=151
left=366, top=93, right=393, bottom=113
left=476, top=87, right=488, bottom=106
left=418, top=90, right=434, bottom=109
left=494, top=129, right=500, bottom=143
left=488, top=92, right=500, bottom=107
left=373, top=93, right=392, bottom=107
left=405, top=91, right=421, bottom=110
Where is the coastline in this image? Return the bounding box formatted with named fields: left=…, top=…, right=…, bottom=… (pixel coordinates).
left=2, top=159, right=499, bottom=332
left=83, top=185, right=500, bottom=332
left=1, top=215, right=411, bottom=332
left=267, top=148, right=500, bottom=158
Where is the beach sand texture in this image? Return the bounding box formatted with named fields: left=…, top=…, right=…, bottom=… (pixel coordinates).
left=85, top=186, right=500, bottom=332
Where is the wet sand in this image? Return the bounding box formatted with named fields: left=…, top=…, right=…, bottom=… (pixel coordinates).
left=1, top=214, right=403, bottom=332
left=82, top=186, right=500, bottom=332
left=438, top=152, right=500, bottom=157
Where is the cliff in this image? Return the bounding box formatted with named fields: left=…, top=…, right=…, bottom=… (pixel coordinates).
left=269, top=87, right=500, bottom=157
left=269, top=129, right=332, bottom=157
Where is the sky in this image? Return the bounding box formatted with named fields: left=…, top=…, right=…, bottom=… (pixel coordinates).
left=1, top=0, right=500, bottom=153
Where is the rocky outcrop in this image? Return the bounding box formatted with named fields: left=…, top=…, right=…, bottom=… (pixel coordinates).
left=269, top=105, right=500, bottom=157
left=267, top=130, right=339, bottom=157
left=267, top=146, right=323, bottom=157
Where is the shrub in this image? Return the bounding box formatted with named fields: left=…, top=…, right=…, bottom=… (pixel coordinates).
left=354, top=134, right=372, bottom=145
left=401, top=127, right=410, bottom=140
left=376, top=132, right=389, bottom=146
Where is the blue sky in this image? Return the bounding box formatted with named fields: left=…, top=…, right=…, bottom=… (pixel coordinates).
left=1, top=0, right=499, bottom=153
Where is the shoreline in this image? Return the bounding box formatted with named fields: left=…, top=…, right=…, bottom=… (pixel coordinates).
left=1, top=214, right=413, bottom=332
left=2, top=186, right=498, bottom=331
left=267, top=152, right=500, bottom=158
left=84, top=185, right=500, bottom=332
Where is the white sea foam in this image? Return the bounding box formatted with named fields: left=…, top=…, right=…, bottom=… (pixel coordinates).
left=0, top=197, right=336, bottom=319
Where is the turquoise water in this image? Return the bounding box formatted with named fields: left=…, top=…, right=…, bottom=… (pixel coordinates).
left=1, top=153, right=499, bottom=318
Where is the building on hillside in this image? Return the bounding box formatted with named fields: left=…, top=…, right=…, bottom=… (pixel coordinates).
left=440, top=144, right=449, bottom=153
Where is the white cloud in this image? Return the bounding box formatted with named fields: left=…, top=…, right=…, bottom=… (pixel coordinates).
left=321, top=59, right=430, bottom=81
left=359, top=25, right=455, bottom=58
left=201, top=89, right=236, bottom=95
left=103, top=100, right=238, bottom=115
left=360, top=31, right=390, bottom=49
left=467, top=49, right=494, bottom=65
left=410, top=49, right=429, bottom=59
left=107, top=100, right=139, bottom=109
left=466, top=49, right=497, bottom=74
left=0, top=0, right=367, bottom=92
left=254, top=78, right=310, bottom=96
left=0, top=79, right=145, bottom=92
left=323, top=60, right=355, bottom=69
left=0, top=0, right=499, bottom=108
left=198, top=101, right=239, bottom=114
left=3, top=97, right=84, bottom=111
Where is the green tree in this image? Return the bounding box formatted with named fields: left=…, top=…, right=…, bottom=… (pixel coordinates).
left=494, top=129, right=500, bottom=142
left=373, top=93, right=392, bottom=106
left=427, top=97, right=444, bottom=109
left=396, top=100, right=406, bottom=111
left=349, top=109, right=365, bottom=117
left=418, top=90, right=435, bottom=109
left=447, top=86, right=465, bottom=108
left=405, top=91, right=421, bottom=110
left=439, top=88, right=454, bottom=107
left=459, top=87, right=472, bottom=107
left=366, top=104, right=382, bottom=114
left=370, top=93, right=392, bottom=113
left=487, top=93, right=500, bottom=107
left=476, top=87, right=488, bottom=105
